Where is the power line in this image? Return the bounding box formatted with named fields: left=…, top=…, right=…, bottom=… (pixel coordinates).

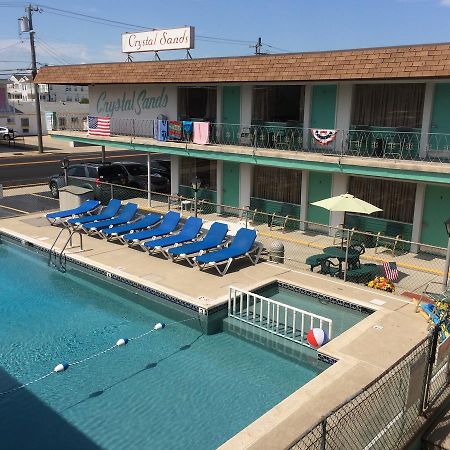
left=35, top=37, right=72, bottom=65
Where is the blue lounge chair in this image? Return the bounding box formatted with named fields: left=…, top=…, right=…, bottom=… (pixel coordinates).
left=168, top=222, right=229, bottom=266
left=194, top=228, right=262, bottom=275
left=144, top=217, right=203, bottom=258
left=101, top=213, right=162, bottom=242
left=66, top=199, right=122, bottom=227
left=46, top=199, right=101, bottom=225
left=82, top=203, right=139, bottom=236
left=123, top=211, right=181, bottom=249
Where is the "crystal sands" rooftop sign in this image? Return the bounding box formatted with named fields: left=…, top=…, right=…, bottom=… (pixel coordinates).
left=122, top=27, right=195, bottom=53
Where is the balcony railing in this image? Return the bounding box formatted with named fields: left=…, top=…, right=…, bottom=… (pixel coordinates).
left=52, top=116, right=450, bottom=163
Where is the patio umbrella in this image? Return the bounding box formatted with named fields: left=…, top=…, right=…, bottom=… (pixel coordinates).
left=310, top=193, right=382, bottom=214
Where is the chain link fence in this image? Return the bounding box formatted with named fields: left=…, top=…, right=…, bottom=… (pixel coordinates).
left=290, top=327, right=449, bottom=450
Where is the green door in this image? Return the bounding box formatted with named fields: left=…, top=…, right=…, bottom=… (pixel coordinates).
left=430, top=84, right=450, bottom=150
left=222, top=86, right=241, bottom=144
left=421, top=184, right=450, bottom=247
left=307, top=171, right=332, bottom=225
left=223, top=161, right=240, bottom=207
left=310, top=85, right=337, bottom=129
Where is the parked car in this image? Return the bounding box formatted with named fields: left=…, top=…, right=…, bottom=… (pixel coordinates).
left=0, top=127, right=14, bottom=141
left=49, top=161, right=170, bottom=199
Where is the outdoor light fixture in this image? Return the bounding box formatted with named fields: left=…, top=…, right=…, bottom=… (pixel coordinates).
left=443, top=218, right=450, bottom=290
left=191, top=177, right=201, bottom=217
left=61, top=158, right=70, bottom=186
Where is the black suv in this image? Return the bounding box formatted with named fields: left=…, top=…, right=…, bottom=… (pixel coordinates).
left=49, top=161, right=170, bottom=199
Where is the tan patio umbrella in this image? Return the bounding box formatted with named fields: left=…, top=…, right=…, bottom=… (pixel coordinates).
left=311, top=193, right=382, bottom=214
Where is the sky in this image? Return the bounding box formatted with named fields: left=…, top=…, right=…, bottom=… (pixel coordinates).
left=0, top=0, right=449, bottom=76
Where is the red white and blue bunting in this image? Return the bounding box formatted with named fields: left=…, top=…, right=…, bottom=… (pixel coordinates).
left=311, top=129, right=338, bottom=145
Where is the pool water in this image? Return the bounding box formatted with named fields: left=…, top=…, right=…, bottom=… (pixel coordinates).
left=255, top=283, right=372, bottom=337
left=0, top=241, right=325, bottom=450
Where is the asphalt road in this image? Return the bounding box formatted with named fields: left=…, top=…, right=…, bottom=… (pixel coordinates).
left=0, top=150, right=150, bottom=187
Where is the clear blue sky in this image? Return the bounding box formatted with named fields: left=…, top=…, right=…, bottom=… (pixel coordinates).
left=0, top=0, right=448, bottom=74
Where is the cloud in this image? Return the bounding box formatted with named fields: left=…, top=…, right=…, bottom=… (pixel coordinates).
left=440, top=0, right=450, bottom=5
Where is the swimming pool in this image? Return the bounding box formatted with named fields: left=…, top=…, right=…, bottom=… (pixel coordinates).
left=254, top=281, right=373, bottom=337
left=0, top=239, right=326, bottom=449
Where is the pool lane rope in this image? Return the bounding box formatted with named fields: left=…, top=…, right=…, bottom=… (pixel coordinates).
left=0, top=317, right=198, bottom=397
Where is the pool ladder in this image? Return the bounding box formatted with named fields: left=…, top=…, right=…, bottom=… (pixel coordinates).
left=48, top=228, right=83, bottom=273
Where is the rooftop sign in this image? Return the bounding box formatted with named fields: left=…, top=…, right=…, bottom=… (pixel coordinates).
left=122, top=26, right=195, bottom=53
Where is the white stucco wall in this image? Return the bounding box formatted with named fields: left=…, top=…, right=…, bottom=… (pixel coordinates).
left=89, top=84, right=177, bottom=120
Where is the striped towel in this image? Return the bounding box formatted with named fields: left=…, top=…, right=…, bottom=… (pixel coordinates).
left=383, top=262, right=399, bottom=281
left=168, top=121, right=182, bottom=141
left=154, top=120, right=167, bottom=141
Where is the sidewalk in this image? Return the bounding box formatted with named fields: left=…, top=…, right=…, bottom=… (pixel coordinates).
left=0, top=135, right=110, bottom=158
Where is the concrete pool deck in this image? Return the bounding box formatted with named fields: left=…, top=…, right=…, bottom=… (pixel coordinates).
left=0, top=212, right=431, bottom=449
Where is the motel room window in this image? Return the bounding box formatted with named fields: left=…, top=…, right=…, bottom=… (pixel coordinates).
left=348, top=176, right=416, bottom=223
left=178, top=87, right=217, bottom=122
left=180, top=157, right=217, bottom=190
left=351, top=83, right=425, bottom=129
left=252, top=166, right=301, bottom=205
left=252, top=85, right=305, bottom=124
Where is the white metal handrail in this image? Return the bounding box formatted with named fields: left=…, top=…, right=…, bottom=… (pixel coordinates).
left=228, top=286, right=332, bottom=348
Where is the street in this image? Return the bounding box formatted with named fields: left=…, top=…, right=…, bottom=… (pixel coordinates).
left=0, top=148, right=148, bottom=187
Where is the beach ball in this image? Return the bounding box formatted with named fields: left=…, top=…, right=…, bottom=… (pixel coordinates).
left=307, top=328, right=329, bottom=349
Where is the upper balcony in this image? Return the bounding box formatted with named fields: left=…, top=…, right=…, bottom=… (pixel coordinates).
left=50, top=116, right=450, bottom=167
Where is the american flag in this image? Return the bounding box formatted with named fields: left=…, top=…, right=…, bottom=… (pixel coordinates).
left=383, top=261, right=399, bottom=281
left=88, top=116, right=110, bottom=137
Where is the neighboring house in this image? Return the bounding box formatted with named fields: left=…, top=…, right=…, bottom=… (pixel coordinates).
left=35, top=42, right=450, bottom=249
left=7, top=75, right=88, bottom=103
left=5, top=101, right=88, bottom=136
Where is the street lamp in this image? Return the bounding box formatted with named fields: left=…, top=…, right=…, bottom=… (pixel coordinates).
left=191, top=177, right=201, bottom=217
left=61, top=157, right=70, bottom=186
left=443, top=218, right=450, bottom=291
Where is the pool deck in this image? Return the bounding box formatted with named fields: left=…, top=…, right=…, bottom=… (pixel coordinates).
left=0, top=212, right=430, bottom=450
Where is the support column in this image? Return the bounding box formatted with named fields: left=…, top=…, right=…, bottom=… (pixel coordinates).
left=300, top=170, right=309, bottom=231
left=239, top=163, right=252, bottom=209
left=420, top=82, right=434, bottom=158
left=216, top=86, right=223, bottom=124
left=101, top=145, right=106, bottom=164
left=216, top=160, right=223, bottom=212
left=147, top=153, right=152, bottom=207
left=170, top=154, right=180, bottom=195
left=411, top=183, right=426, bottom=253
left=335, top=83, right=353, bottom=153
left=302, top=85, right=313, bottom=150
left=330, top=173, right=349, bottom=230
left=240, top=85, right=252, bottom=126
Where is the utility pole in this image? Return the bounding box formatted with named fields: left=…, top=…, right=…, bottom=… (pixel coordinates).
left=25, top=4, right=44, bottom=153
left=251, top=37, right=263, bottom=55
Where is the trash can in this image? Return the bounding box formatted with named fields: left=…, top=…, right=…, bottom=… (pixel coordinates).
left=59, top=186, right=93, bottom=211
left=269, top=240, right=285, bottom=263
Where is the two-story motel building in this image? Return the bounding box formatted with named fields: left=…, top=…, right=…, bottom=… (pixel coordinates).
left=35, top=42, right=450, bottom=249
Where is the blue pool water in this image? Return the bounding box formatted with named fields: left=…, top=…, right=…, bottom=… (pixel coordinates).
left=0, top=240, right=326, bottom=450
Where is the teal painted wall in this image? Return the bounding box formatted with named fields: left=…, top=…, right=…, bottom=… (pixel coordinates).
left=223, top=161, right=240, bottom=207
left=307, top=171, right=332, bottom=225
left=310, top=85, right=337, bottom=129
left=430, top=83, right=450, bottom=135
left=421, top=184, right=450, bottom=247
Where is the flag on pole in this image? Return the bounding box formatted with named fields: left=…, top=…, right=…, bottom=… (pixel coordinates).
left=88, top=116, right=111, bottom=137
left=383, top=261, right=399, bottom=281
